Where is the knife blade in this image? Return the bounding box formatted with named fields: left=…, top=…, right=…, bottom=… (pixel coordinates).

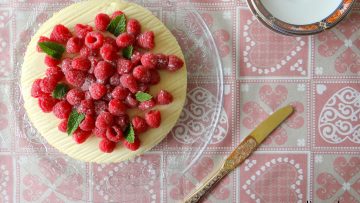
left=184, top=105, right=294, bottom=203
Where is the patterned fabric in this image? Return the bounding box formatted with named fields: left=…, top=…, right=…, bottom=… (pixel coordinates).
left=0, top=0, right=359, bottom=202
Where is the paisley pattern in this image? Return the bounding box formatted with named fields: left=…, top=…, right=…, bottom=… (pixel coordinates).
left=319, top=87, right=360, bottom=144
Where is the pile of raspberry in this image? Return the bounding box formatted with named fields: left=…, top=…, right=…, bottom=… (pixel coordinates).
left=30, top=10, right=184, bottom=153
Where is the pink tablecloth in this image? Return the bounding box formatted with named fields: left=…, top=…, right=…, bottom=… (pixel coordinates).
left=0, top=0, right=359, bottom=202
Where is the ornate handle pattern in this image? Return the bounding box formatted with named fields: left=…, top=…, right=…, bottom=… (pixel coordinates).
left=184, top=136, right=258, bottom=203
left=184, top=167, right=230, bottom=203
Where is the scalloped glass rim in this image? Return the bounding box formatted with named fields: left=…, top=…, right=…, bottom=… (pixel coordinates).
left=14, top=1, right=224, bottom=176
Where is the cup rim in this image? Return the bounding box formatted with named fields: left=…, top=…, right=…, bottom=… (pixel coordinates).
left=246, top=0, right=356, bottom=36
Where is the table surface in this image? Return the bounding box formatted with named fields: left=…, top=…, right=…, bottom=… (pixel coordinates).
left=0, top=0, right=359, bottom=203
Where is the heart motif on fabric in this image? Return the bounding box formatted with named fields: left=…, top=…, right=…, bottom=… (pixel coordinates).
left=242, top=157, right=304, bottom=203
left=259, top=85, right=288, bottom=111
left=333, top=157, right=360, bottom=182
left=316, top=172, right=342, bottom=200
left=318, top=87, right=360, bottom=144
left=243, top=17, right=306, bottom=75
left=38, top=158, right=67, bottom=184
left=171, top=87, right=228, bottom=145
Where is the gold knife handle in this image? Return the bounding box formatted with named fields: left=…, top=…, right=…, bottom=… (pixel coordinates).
left=184, top=136, right=258, bottom=203
left=184, top=167, right=230, bottom=203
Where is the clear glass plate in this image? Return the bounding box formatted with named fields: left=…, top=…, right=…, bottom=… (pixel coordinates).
left=12, top=1, right=223, bottom=201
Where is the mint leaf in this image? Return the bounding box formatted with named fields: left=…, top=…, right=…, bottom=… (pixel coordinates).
left=122, top=45, right=133, bottom=59
left=107, top=14, right=126, bottom=36
left=67, top=110, right=85, bottom=135
left=125, top=124, right=135, bottom=143
left=135, top=92, right=152, bottom=102
left=52, top=84, right=69, bottom=99
left=38, top=41, right=65, bottom=59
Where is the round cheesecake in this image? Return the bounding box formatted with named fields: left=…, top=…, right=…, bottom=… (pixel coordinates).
left=21, top=0, right=187, bottom=163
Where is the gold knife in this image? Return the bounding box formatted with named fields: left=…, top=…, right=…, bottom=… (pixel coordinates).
left=184, top=105, right=294, bottom=203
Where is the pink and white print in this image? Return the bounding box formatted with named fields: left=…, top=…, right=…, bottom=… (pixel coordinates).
left=17, top=155, right=87, bottom=202
left=315, top=10, right=360, bottom=77
left=314, top=82, right=360, bottom=148
left=0, top=155, right=12, bottom=203
left=240, top=153, right=308, bottom=203
left=239, top=83, right=307, bottom=148
left=0, top=9, right=11, bottom=78
left=93, top=154, right=161, bottom=203
left=314, top=155, right=360, bottom=202
left=0, top=82, right=11, bottom=151
left=238, top=9, right=309, bottom=78
left=166, top=154, right=234, bottom=202
left=167, top=82, right=233, bottom=149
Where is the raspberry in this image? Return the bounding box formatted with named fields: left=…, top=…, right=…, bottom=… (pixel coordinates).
left=79, top=114, right=95, bottom=131
left=120, top=74, right=138, bottom=93
left=61, top=58, right=73, bottom=73
left=132, top=65, right=151, bottom=83
left=73, top=129, right=91, bottom=144
left=109, top=74, right=121, bottom=86
left=89, top=83, right=107, bottom=100
left=85, top=31, right=104, bottom=50
left=45, top=66, right=64, bottom=82
left=95, top=112, right=114, bottom=129
left=72, top=57, right=91, bottom=71
left=94, top=61, right=114, bottom=81
left=123, top=138, right=140, bottom=151
left=81, top=75, right=96, bottom=91
left=88, top=56, right=102, bottom=72
left=95, top=13, right=111, bottom=31
left=138, top=83, right=150, bottom=93
left=116, top=114, right=130, bottom=131
left=37, top=36, right=51, bottom=52
left=104, top=37, right=117, bottom=48
left=75, top=24, right=93, bottom=39
left=50, top=24, right=72, bottom=44
left=65, top=70, right=86, bottom=87
left=99, top=138, right=117, bottom=153
left=31, top=79, right=45, bottom=98
left=141, top=53, right=157, bottom=69
left=117, top=58, right=134, bottom=74
left=102, top=85, right=114, bottom=102
left=100, top=43, right=117, bottom=62
left=93, top=128, right=107, bottom=139
left=127, top=19, right=141, bottom=36
left=137, top=31, right=155, bottom=50
left=94, top=100, right=108, bottom=115
left=111, top=10, right=124, bottom=19
left=131, top=50, right=142, bottom=65
left=125, top=94, right=139, bottom=108
left=66, top=89, right=85, bottom=105
left=44, top=56, right=61, bottom=67
left=53, top=101, right=72, bottom=119
left=156, top=54, right=169, bottom=69
left=167, top=55, right=184, bottom=71
left=145, top=110, right=161, bottom=128
left=58, top=119, right=68, bottom=133
left=106, top=126, right=124, bottom=143
left=66, top=37, right=83, bottom=54
left=156, top=90, right=173, bottom=105
left=132, top=116, right=148, bottom=134
left=40, top=76, right=57, bottom=93
left=78, top=99, right=95, bottom=115
left=149, top=69, right=160, bottom=85
left=80, top=46, right=97, bottom=58
left=108, top=99, right=127, bottom=116
left=116, top=33, right=135, bottom=48
left=138, top=98, right=156, bottom=111
left=111, top=86, right=129, bottom=100
left=38, top=95, right=58, bottom=113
